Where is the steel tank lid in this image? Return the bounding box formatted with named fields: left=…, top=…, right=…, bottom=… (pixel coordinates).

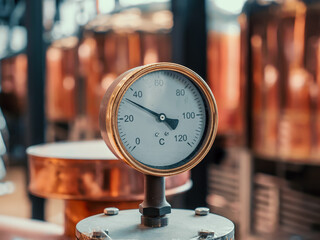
left=76, top=209, right=235, bottom=240
left=27, top=139, right=117, bottom=160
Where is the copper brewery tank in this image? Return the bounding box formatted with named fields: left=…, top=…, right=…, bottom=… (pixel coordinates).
left=27, top=140, right=191, bottom=238
left=207, top=32, right=244, bottom=145
left=0, top=54, right=27, bottom=115
left=242, top=0, right=320, bottom=162
left=46, top=37, right=78, bottom=123
left=78, top=9, right=172, bottom=135
left=206, top=1, right=245, bottom=146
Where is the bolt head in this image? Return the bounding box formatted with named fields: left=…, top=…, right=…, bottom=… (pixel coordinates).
left=90, top=230, right=109, bottom=239
left=104, top=207, right=119, bottom=216
left=198, top=229, right=215, bottom=238
left=195, top=207, right=210, bottom=216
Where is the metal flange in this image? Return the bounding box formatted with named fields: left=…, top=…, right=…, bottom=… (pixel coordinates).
left=76, top=209, right=234, bottom=240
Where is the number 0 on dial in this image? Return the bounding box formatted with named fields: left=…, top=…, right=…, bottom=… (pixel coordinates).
left=100, top=63, right=218, bottom=176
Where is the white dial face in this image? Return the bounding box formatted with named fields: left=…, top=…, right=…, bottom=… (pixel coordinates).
left=117, top=70, right=206, bottom=170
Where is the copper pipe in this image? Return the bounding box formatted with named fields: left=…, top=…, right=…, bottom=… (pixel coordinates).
left=207, top=31, right=242, bottom=144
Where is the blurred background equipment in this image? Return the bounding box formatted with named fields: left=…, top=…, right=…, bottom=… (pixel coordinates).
left=206, top=0, right=249, bottom=239
left=239, top=0, right=320, bottom=239
left=0, top=0, right=320, bottom=239
left=171, top=0, right=209, bottom=210
left=206, top=0, right=247, bottom=146
left=0, top=108, right=14, bottom=197
left=0, top=0, right=27, bottom=165
left=76, top=4, right=172, bottom=138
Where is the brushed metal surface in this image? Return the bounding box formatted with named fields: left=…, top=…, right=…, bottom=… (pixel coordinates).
left=76, top=209, right=235, bottom=240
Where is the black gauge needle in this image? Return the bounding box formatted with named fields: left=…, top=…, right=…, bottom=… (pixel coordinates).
left=125, top=98, right=179, bottom=130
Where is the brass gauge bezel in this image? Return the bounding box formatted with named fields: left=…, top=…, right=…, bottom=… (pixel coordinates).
left=99, top=62, right=218, bottom=176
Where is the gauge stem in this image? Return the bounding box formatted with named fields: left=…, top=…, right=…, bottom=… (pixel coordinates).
left=139, top=175, right=171, bottom=227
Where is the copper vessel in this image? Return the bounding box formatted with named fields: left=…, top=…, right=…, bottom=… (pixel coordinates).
left=243, top=0, right=320, bottom=162
left=78, top=9, right=172, bottom=135
left=207, top=32, right=243, bottom=144
left=28, top=140, right=191, bottom=238
left=139, top=9, right=172, bottom=65
left=79, top=26, right=141, bottom=132
left=46, top=37, right=78, bottom=123
left=0, top=54, right=27, bottom=115
left=206, top=1, right=245, bottom=146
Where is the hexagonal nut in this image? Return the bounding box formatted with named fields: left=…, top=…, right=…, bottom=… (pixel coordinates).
left=198, top=229, right=215, bottom=237
left=139, top=204, right=171, bottom=217
left=141, top=215, right=168, bottom=228
left=89, top=230, right=109, bottom=239
left=104, top=207, right=119, bottom=216
left=195, top=207, right=210, bottom=216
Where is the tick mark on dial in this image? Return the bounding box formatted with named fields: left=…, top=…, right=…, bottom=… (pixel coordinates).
left=187, top=142, right=192, bottom=147
left=132, top=146, right=136, bottom=151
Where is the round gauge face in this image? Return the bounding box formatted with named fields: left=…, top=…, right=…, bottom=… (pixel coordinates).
left=116, top=70, right=207, bottom=170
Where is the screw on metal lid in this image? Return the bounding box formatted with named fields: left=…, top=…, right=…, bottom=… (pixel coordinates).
left=104, top=207, right=119, bottom=216
left=195, top=207, right=210, bottom=216
left=89, top=229, right=110, bottom=239
left=198, top=229, right=215, bottom=239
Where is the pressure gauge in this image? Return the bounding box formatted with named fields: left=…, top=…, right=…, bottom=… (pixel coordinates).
left=100, top=62, right=218, bottom=176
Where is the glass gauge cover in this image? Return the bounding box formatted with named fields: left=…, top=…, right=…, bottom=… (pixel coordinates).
left=100, top=63, right=218, bottom=176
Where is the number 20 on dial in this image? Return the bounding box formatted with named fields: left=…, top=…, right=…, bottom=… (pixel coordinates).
left=100, top=62, right=218, bottom=176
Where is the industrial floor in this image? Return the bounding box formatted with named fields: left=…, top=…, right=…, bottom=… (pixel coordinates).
left=0, top=165, right=64, bottom=225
